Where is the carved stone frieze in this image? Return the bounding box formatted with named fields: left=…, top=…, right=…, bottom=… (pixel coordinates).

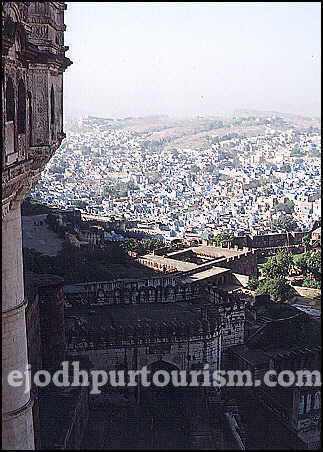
left=32, top=71, right=49, bottom=145
left=17, top=134, right=27, bottom=159
left=30, top=24, right=49, bottom=39
left=28, top=16, right=65, bottom=33
left=17, top=3, right=29, bottom=22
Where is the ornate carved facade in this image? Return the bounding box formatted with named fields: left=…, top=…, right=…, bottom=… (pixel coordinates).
left=2, top=1, right=71, bottom=217
left=64, top=281, right=250, bottom=376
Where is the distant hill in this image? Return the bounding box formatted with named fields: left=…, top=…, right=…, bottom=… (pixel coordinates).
left=87, top=115, right=115, bottom=121
left=233, top=109, right=321, bottom=122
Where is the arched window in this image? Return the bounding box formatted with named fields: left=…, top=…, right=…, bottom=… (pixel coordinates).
left=28, top=92, right=32, bottom=146
left=306, top=393, right=312, bottom=413
left=50, top=85, right=55, bottom=125
left=17, top=79, right=26, bottom=134
left=6, top=78, right=15, bottom=122
left=298, top=394, right=305, bottom=415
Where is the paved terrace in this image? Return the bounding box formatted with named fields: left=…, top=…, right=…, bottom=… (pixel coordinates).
left=141, top=245, right=246, bottom=275
left=140, top=254, right=198, bottom=272
left=181, top=267, right=231, bottom=284
left=191, top=245, right=246, bottom=258
left=22, top=214, right=64, bottom=256
left=163, top=245, right=245, bottom=260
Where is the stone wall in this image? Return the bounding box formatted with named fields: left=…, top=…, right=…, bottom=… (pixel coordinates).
left=255, top=245, right=304, bottom=258
left=38, top=276, right=65, bottom=372
left=64, top=278, right=203, bottom=306
left=232, top=231, right=308, bottom=249
left=67, top=335, right=222, bottom=375
left=219, top=251, right=258, bottom=277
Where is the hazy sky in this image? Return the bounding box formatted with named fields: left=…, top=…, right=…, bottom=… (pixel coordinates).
left=64, top=2, right=321, bottom=119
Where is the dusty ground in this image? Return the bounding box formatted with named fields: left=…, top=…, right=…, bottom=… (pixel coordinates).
left=22, top=214, right=64, bottom=256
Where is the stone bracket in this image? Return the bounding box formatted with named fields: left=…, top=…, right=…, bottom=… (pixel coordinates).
left=2, top=397, right=34, bottom=421
left=2, top=298, right=28, bottom=318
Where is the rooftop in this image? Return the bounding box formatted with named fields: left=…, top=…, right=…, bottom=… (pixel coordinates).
left=229, top=345, right=270, bottom=366
left=181, top=267, right=230, bottom=284
left=65, top=300, right=212, bottom=330
left=141, top=254, right=198, bottom=271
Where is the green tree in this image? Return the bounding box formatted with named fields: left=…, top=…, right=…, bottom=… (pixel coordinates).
left=104, top=181, right=135, bottom=198
left=293, top=250, right=321, bottom=280
left=204, top=163, right=217, bottom=173
left=122, top=238, right=163, bottom=254
left=305, top=250, right=321, bottom=280
left=272, top=214, right=299, bottom=232
left=208, top=233, right=234, bottom=247
left=301, top=235, right=311, bottom=251
left=293, top=252, right=309, bottom=274
left=261, top=251, right=293, bottom=279
left=248, top=179, right=262, bottom=189
left=246, top=278, right=260, bottom=291
left=263, top=186, right=275, bottom=196
left=274, top=199, right=295, bottom=214
left=302, top=278, right=321, bottom=289
left=290, top=146, right=303, bottom=157
left=255, top=277, right=297, bottom=302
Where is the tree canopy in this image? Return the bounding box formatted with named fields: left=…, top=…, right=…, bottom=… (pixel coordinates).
left=208, top=233, right=234, bottom=247
left=260, top=251, right=293, bottom=279
left=272, top=214, right=299, bottom=232
left=255, top=277, right=297, bottom=302
left=274, top=199, right=295, bottom=214
left=103, top=180, right=138, bottom=198
left=293, top=250, right=321, bottom=283
left=121, top=238, right=164, bottom=254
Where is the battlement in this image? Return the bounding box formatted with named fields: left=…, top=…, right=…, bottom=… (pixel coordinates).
left=66, top=315, right=222, bottom=351
left=232, top=231, right=309, bottom=250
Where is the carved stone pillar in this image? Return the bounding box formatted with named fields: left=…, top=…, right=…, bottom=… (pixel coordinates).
left=2, top=201, right=34, bottom=450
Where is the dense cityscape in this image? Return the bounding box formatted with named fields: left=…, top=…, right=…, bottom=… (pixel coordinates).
left=31, top=113, right=321, bottom=241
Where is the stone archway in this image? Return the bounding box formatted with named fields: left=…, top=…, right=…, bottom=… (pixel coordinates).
left=148, top=359, right=179, bottom=377
left=142, top=360, right=182, bottom=404
left=142, top=360, right=188, bottom=448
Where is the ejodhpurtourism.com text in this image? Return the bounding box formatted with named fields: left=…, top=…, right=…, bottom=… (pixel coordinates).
left=8, top=362, right=321, bottom=395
